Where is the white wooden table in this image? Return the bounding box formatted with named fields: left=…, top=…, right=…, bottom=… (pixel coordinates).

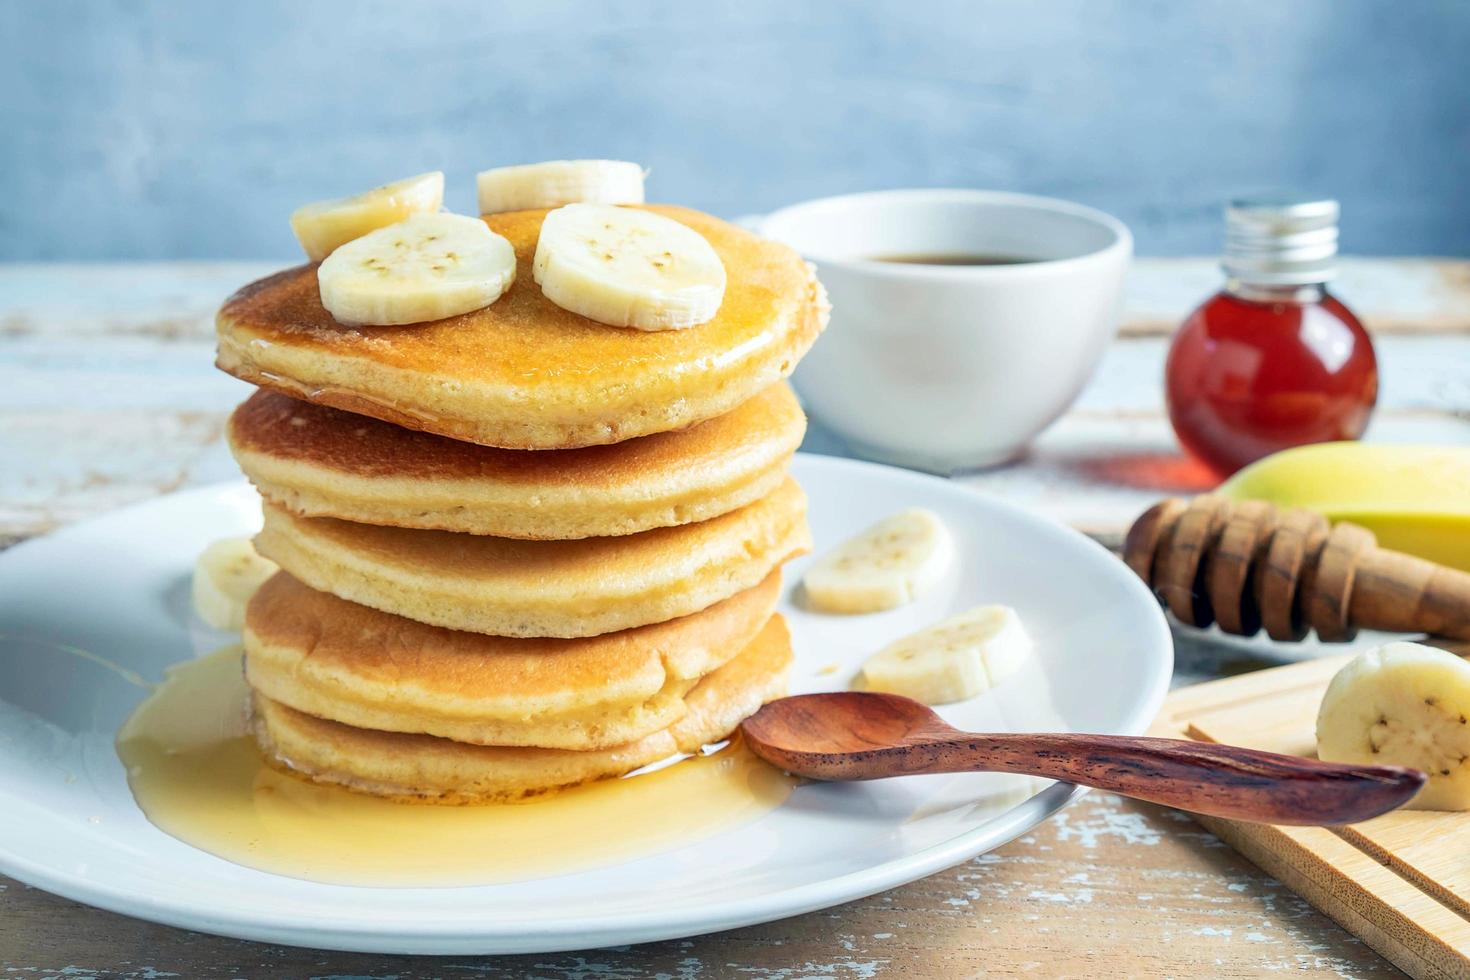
left=1, top=258, right=1467, bottom=977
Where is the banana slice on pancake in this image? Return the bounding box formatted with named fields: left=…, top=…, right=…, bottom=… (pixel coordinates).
left=533, top=203, right=726, bottom=330
left=476, top=160, right=644, bottom=214
left=289, top=172, right=444, bottom=262
left=1317, top=641, right=1470, bottom=810
left=316, top=212, right=516, bottom=326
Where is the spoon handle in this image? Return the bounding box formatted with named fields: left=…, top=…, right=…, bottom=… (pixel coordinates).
left=914, top=732, right=1421, bottom=825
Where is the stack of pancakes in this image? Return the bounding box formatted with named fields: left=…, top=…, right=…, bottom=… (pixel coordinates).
left=215, top=205, right=828, bottom=802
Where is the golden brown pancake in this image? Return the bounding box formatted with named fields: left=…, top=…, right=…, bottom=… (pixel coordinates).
left=253, top=476, right=809, bottom=638
left=243, top=569, right=780, bottom=750
left=216, top=206, right=828, bottom=450
left=252, top=614, right=794, bottom=803
left=227, top=383, right=805, bottom=540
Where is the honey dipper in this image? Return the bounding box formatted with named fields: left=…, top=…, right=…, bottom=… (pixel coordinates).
left=1123, top=495, right=1470, bottom=642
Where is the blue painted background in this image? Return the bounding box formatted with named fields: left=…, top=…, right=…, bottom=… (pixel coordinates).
left=3, top=0, right=1467, bottom=260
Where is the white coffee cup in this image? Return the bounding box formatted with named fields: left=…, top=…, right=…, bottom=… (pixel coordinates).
left=761, top=189, right=1132, bottom=473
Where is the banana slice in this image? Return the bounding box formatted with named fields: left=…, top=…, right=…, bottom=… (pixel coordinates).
left=477, top=160, right=644, bottom=214
left=290, top=172, right=444, bottom=262
left=857, top=605, right=1032, bottom=705
left=1317, top=641, right=1470, bottom=810
left=317, top=212, right=516, bottom=326
left=532, top=203, right=726, bottom=330
left=803, top=509, right=954, bottom=614
left=192, top=537, right=278, bottom=631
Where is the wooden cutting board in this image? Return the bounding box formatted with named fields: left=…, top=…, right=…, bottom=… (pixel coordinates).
left=1151, top=651, right=1470, bottom=979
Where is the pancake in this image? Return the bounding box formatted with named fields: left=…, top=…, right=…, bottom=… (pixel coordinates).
left=243, top=569, right=780, bottom=750
left=227, top=383, right=804, bottom=540
left=251, top=614, right=794, bottom=803
left=253, top=476, right=809, bottom=638
left=216, top=206, right=828, bottom=450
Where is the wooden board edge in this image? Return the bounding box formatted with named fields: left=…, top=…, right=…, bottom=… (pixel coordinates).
left=1156, top=665, right=1470, bottom=978
left=1148, top=656, right=1352, bottom=739
left=1338, top=823, right=1470, bottom=923
left=1196, top=817, right=1470, bottom=980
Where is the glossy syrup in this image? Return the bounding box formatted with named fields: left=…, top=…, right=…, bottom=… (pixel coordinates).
left=116, top=648, right=794, bottom=887
left=1165, top=288, right=1378, bottom=476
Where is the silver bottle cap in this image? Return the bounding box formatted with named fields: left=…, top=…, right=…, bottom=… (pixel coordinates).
left=1223, top=195, right=1338, bottom=285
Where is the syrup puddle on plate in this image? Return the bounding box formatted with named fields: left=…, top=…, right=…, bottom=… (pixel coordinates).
left=116, top=647, right=795, bottom=887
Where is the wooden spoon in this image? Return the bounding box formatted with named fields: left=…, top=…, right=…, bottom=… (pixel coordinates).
left=741, top=692, right=1424, bottom=826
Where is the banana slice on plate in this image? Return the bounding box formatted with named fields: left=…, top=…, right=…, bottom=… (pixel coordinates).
left=192, top=537, right=279, bottom=631
left=290, top=172, right=444, bottom=262
left=802, top=508, right=954, bottom=614
left=1317, top=641, right=1470, bottom=810
left=533, top=203, right=726, bottom=330
left=477, top=160, right=644, bottom=214
left=317, top=212, right=516, bottom=326
left=857, top=605, right=1032, bottom=705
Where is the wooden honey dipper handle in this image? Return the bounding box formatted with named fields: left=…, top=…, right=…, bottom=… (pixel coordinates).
left=1352, top=548, right=1470, bottom=640
left=1124, top=496, right=1470, bottom=642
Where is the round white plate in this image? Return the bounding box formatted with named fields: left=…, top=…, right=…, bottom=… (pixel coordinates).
left=0, top=453, right=1171, bottom=954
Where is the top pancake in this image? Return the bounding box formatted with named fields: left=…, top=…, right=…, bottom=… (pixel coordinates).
left=216, top=206, right=828, bottom=450
left=227, top=383, right=804, bottom=539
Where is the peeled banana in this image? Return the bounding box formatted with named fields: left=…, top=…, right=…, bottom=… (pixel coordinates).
left=857, top=605, right=1032, bottom=705
left=1317, top=641, right=1470, bottom=811
left=532, top=203, right=726, bottom=330
left=317, top=212, right=516, bottom=326
left=290, top=172, right=444, bottom=262
left=477, top=160, right=645, bottom=214
left=192, top=537, right=278, bottom=631
left=1220, top=443, right=1470, bottom=572
left=803, top=509, right=954, bottom=614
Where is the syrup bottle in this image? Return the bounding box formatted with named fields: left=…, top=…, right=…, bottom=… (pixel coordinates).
left=1165, top=197, right=1378, bottom=476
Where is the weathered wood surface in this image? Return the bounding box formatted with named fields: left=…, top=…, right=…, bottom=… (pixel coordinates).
left=6, top=257, right=1467, bottom=976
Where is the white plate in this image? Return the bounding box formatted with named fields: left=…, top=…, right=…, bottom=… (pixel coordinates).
left=0, top=453, right=1171, bottom=954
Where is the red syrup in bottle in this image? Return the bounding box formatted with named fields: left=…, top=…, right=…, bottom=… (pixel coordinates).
left=1165, top=197, right=1377, bottom=477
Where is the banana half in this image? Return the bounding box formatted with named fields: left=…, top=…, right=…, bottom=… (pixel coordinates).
left=477, top=159, right=645, bottom=214
left=1317, top=641, right=1470, bottom=810
left=858, top=605, right=1032, bottom=706
left=803, top=509, right=954, bottom=614
left=532, top=203, right=727, bottom=331
left=192, top=537, right=279, bottom=631
left=317, top=212, right=517, bottom=327
left=290, top=172, right=444, bottom=262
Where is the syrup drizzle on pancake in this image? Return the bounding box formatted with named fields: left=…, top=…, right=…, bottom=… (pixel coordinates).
left=117, top=647, right=794, bottom=887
